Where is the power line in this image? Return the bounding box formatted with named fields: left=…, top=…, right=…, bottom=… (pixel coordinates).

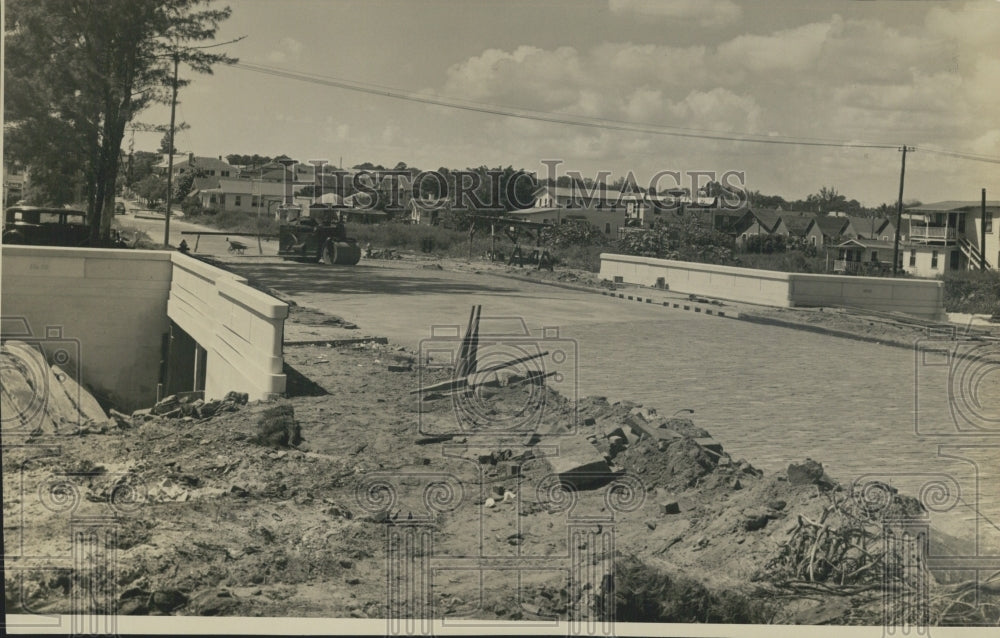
left=229, top=61, right=1000, bottom=164
left=230, top=62, right=900, bottom=150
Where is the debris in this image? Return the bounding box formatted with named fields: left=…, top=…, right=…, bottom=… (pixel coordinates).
left=387, top=364, right=412, bottom=372
left=484, top=497, right=496, bottom=508
left=660, top=501, right=681, bottom=515
left=786, top=458, right=825, bottom=486
left=253, top=404, right=302, bottom=448
left=149, top=589, right=187, bottom=613
left=544, top=434, right=616, bottom=490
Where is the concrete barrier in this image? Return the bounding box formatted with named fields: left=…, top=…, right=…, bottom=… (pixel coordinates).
left=600, top=253, right=946, bottom=320
left=1, top=246, right=172, bottom=410
left=1, top=246, right=288, bottom=410
left=168, top=253, right=288, bottom=401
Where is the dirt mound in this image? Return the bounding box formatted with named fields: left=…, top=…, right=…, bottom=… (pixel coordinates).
left=615, top=436, right=716, bottom=491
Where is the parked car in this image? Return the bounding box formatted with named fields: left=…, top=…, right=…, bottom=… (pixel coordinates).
left=115, top=201, right=126, bottom=215
left=2, top=206, right=128, bottom=248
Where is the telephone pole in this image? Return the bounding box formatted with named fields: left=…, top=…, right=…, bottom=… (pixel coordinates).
left=891, top=145, right=915, bottom=276
left=163, top=52, right=180, bottom=247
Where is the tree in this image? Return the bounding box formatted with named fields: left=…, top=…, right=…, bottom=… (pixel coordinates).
left=134, top=173, right=167, bottom=206
left=4, top=0, right=234, bottom=245
left=158, top=131, right=177, bottom=155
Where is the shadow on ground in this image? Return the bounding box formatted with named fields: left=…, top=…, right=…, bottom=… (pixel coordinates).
left=222, top=261, right=520, bottom=297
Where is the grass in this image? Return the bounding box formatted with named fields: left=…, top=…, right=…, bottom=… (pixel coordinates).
left=732, top=250, right=831, bottom=274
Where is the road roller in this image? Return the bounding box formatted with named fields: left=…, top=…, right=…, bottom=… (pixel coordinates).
left=276, top=204, right=362, bottom=265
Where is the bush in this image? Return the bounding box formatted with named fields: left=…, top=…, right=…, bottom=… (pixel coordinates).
left=942, top=269, right=1000, bottom=314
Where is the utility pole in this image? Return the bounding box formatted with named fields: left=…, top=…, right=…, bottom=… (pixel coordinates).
left=163, top=52, right=179, bottom=248
left=891, top=145, right=914, bottom=276
left=982, top=188, right=988, bottom=271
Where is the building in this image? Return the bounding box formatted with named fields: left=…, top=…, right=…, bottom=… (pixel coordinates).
left=780, top=211, right=818, bottom=245
left=531, top=185, right=629, bottom=212
left=155, top=154, right=238, bottom=179
left=833, top=239, right=902, bottom=275
left=408, top=197, right=451, bottom=225
left=843, top=215, right=893, bottom=241
left=733, top=208, right=787, bottom=246
left=198, top=178, right=288, bottom=214
left=804, top=216, right=850, bottom=249
left=506, top=206, right=627, bottom=237
left=903, top=200, right=998, bottom=271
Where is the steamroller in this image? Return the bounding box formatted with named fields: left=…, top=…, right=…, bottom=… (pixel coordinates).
left=276, top=204, right=362, bottom=265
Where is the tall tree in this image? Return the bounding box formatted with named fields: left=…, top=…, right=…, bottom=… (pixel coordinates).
left=4, top=0, right=233, bottom=244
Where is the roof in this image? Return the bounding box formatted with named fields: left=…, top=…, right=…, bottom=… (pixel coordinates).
left=746, top=208, right=784, bottom=232
left=845, top=215, right=889, bottom=237
left=811, top=215, right=850, bottom=237
left=533, top=185, right=635, bottom=202
left=156, top=155, right=236, bottom=173
left=836, top=238, right=899, bottom=250
left=908, top=200, right=1000, bottom=212
left=202, top=178, right=288, bottom=197
left=781, top=211, right=818, bottom=236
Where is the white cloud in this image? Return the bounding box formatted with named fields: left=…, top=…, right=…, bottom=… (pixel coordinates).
left=609, top=0, right=741, bottom=27
left=716, top=18, right=837, bottom=73
left=266, top=37, right=304, bottom=63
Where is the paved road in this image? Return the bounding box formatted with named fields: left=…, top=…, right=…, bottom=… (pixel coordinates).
left=224, top=258, right=999, bottom=548
left=117, top=206, right=278, bottom=256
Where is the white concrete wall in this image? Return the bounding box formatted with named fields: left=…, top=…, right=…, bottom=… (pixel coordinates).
left=600, top=253, right=946, bottom=320
left=167, top=254, right=288, bottom=400
left=2, top=246, right=289, bottom=410
left=1, top=246, right=173, bottom=410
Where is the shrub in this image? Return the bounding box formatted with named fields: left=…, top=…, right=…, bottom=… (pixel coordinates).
left=942, top=269, right=1000, bottom=314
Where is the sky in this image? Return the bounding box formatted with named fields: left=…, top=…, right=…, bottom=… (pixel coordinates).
left=136, top=0, right=1000, bottom=206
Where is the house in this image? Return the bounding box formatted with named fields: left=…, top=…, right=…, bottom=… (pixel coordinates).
left=408, top=197, right=451, bottom=225
left=199, top=178, right=288, bottom=214
left=833, top=239, right=902, bottom=275
left=531, top=185, right=629, bottom=212
left=805, top=215, right=850, bottom=248
left=155, top=154, right=237, bottom=179
left=844, top=215, right=892, bottom=241
left=733, top=208, right=787, bottom=247
left=780, top=211, right=818, bottom=244
left=506, top=206, right=627, bottom=237
left=904, top=200, right=999, bottom=271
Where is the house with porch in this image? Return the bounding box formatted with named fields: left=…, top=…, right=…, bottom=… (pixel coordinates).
left=903, top=200, right=998, bottom=271
left=833, top=239, right=902, bottom=275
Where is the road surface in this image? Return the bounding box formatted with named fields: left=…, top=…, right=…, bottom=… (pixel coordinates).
left=223, top=257, right=1000, bottom=549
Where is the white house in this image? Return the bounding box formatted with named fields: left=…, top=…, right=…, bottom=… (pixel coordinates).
left=903, top=200, right=998, bottom=272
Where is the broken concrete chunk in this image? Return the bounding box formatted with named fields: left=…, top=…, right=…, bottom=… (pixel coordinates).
left=659, top=501, right=681, bottom=515
left=545, top=434, right=615, bottom=490
left=787, top=458, right=825, bottom=486
left=693, top=437, right=723, bottom=456
left=152, top=395, right=179, bottom=415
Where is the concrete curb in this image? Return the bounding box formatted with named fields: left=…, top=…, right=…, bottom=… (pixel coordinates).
left=284, top=336, right=389, bottom=347
left=600, top=290, right=739, bottom=318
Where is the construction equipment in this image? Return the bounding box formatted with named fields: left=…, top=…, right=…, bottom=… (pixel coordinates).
left=276, top=205, right=361, bottom=265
